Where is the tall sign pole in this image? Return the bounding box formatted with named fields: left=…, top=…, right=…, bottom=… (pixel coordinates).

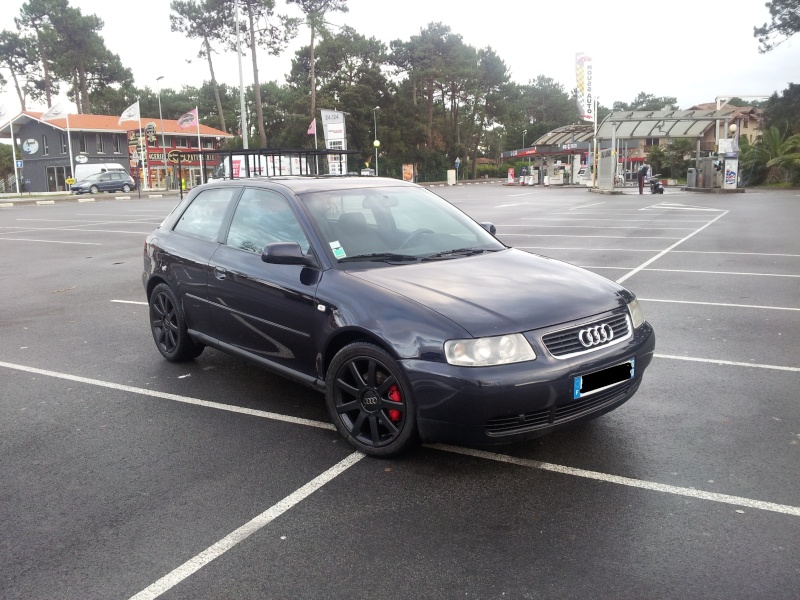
left=235, top=0, right=248, bottom=149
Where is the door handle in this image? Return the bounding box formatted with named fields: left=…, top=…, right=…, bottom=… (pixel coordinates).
left=213, top=266, right=227, bottom=280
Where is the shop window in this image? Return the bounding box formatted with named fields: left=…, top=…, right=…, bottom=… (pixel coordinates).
left=61, top=133, right=68, bottom=154
left=41, top=134, right=49, bottom=156
left=114, top=134, right=122, bottom=154
left=96, top=133, right=105, bottom=154
left=645, top=138, right=660, bottom=146
left=79, top=134, right=88, bottom=153
left=177, top=137, right=188, bottom=148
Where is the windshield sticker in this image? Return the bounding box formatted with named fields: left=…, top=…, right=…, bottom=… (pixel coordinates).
left=330, top=241, right=347, bottom=259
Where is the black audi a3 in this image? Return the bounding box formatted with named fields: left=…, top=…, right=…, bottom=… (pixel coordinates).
left=143, top=177, right=655, bottom=456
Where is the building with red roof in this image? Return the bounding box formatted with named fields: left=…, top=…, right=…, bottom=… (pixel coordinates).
left=0, top=109, right=232, bottom=193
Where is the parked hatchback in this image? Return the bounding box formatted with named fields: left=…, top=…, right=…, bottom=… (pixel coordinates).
left=143, top=177, right=655, bottom=456
left=71, top=171, right=136, bottom=194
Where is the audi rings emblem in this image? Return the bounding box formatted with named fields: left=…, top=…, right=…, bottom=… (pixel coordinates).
left=578, top=324, right=614, bottom=348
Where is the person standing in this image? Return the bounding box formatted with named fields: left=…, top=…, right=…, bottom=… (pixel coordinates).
left=637, top=163, right=648, bottom=194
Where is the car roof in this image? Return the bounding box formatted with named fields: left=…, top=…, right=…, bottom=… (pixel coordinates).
left=204, top=176, right=419, bottom=195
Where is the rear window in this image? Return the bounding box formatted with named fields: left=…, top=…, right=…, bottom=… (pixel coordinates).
left=173, top=188, right=239, bottom=241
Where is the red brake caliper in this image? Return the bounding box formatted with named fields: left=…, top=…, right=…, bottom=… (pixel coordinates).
left=387, top=384, right=402, bottom=422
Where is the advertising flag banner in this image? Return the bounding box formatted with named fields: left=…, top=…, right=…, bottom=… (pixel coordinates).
left=178, top=108, right=198, bottom=130
left=307, top=118, right=316, bottom=135
left=575, top=53, right=594, bottom=122
left=41, top=103, right=68, bottom=121
left=119, top=101, right=140, bottom=125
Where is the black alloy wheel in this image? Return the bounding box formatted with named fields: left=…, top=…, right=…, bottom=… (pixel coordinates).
left=326, top=343, right=418, bottom=457
left=149, top=283, right=204, bottom=362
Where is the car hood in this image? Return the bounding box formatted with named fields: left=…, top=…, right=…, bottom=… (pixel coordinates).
left=346, top=249, right=630, bottom=337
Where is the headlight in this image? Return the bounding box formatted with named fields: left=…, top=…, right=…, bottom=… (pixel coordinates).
left=628, top=298, right=645, bottom=329
left=444, top=333, right=536, bottom=367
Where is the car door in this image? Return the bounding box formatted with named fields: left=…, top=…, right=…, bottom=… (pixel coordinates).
left=100, top=172, right=117, bottom=192
left=207, top=186, right=320, bottom=377
left=157, top=186, right=242, bottom=335
left=110, top=172, right=124, bottom=191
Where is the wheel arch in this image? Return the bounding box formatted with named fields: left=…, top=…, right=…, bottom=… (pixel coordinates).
left=321, top=328, right=398, bottom=380
left=145, top=275, right=169, bottom=302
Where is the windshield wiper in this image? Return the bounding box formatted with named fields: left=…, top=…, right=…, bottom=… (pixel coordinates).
left=421, top=248, right=501, bottom=261
left=338, top=252, right=420, bottom=263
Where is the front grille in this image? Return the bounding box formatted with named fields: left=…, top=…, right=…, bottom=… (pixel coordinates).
left=542, top=312, right=630, bottom=358
left=484, top=379, right=638, bottom=437
left=485, top=407, right=552, bottom=436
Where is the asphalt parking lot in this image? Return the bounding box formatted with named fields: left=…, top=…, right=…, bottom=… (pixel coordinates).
left=1, top=183, right=798, bottom=599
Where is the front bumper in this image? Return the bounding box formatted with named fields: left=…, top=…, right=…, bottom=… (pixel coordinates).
left=404, top=322, right=655, bottom=446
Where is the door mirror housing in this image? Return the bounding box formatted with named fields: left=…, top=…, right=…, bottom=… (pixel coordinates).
left=479, top=222, right=497, bottom=235
left=261, top=242, right=319, bottom=268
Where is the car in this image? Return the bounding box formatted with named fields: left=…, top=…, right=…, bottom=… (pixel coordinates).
left=71, top=171, right=136, bottom=194
left=142, top=177, right=655, bottom=457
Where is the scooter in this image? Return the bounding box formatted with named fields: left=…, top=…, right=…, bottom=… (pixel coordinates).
left=649, top=174, right=664, bottom=194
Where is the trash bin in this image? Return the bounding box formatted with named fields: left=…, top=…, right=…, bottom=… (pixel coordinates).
left=687, top=168, right=696, bottom=188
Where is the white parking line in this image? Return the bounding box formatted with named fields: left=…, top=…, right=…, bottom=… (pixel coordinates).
left=4, top=358, right=799, bottom=511
left=570, top=202, right=605, bottom=209
left=517, top=246, right=661, bottom=252
left=429, top=445, right=800, bottom=517
left=500, top=234, right=683, bottom=240
left=0, top=238, right=101, bottom=245
left=586, top=266, right=800, bottom=278
left=498, top=224, right=697, bottom=230
left=671, top=250, right=800, bottom=257
left=1, top=227, right=151, bottom=236
left=129, top=452, right=364, bottom=600
left=655, top=354, right=800, bottom=373
left=517, top=247, right=800, bottom=258
left=526, top=217, right=713, bottom=223
left=641, top=298, right=800, bottom=311
left=0, top=361, right=335, bottom=431
left=2, top=355, right=799, bottom=600
left=616, top=211, right=728, bottom=284
left=112, top=300, right=148, bottom=305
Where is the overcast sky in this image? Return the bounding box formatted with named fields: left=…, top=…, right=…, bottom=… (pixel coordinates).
left=1, top=0, right=798, bottom=116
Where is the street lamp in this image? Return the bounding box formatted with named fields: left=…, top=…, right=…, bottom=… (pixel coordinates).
left=156, top=76, right=168, bottom=189
left=373, top=106, right=380, bottom=176
left=523, top=129, right=529, bottom=172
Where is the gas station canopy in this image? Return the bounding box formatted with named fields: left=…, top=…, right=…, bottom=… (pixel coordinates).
left=596, top=108, right=738, bottom=139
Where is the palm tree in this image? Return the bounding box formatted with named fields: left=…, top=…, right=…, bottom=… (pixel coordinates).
left=756, top=126, right=800, bottom=183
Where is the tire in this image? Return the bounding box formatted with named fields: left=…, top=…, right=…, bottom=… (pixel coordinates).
left=326, top=342, right=418, bottom=457
left=148, top=283, right=204, bottom=362
left=89, top=185, right=99, bottom=194
left=122, top=184, right=131, bottom=192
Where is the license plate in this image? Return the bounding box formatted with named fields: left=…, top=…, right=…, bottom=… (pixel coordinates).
left=573, top=359, right=635, bottom=399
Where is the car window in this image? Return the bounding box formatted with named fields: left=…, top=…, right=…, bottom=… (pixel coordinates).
left=300, top=186, right=504, bottom=261
left=226, top=188, right=309, bottom=254
left=173, top=188, right=239, bottom=241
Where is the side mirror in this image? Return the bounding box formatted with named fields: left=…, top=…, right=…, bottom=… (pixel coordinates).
left=479, top=222, right=497, bottom=235
left=262, top=242, right=318, bottom=268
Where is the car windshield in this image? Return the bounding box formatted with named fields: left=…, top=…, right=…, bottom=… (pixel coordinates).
left=299, top=186, right=505, bottom=264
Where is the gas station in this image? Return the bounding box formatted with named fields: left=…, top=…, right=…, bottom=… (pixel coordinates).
left=502, top=106, right=749, bottom=192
